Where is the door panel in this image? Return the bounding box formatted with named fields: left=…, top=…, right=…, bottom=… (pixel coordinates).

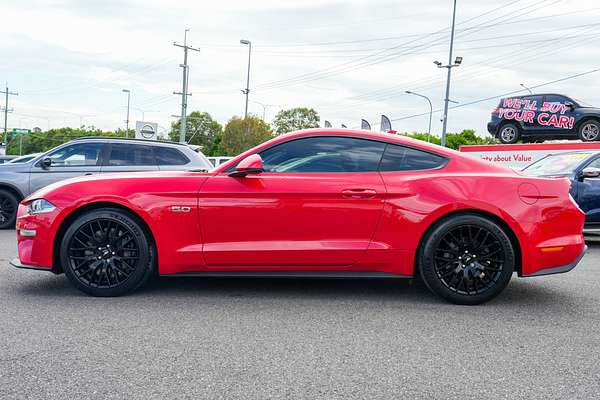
left=199, top=173, right=386, bottom=268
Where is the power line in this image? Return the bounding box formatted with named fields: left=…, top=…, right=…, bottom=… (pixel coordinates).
left=389, top=67, right=600, bottom=123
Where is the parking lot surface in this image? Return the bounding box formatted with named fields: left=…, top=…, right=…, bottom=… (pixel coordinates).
left=1, top=229, right=599, bottom=400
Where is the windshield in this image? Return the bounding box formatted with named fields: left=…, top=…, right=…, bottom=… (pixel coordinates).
left=523, top=152, right=593, bottom=176
left=573, top=98, right=592, bottom=107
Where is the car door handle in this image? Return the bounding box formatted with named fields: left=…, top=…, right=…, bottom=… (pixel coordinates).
left=342, top=188, right=377, bottom=199
left=84, top=173, right=93, bottom=176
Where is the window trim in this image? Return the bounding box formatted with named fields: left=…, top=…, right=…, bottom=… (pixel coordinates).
left=224, top=134, right=449, bottom=174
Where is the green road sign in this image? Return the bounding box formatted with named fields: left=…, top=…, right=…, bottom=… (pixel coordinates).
left=11, top=128, right=31, bottom=139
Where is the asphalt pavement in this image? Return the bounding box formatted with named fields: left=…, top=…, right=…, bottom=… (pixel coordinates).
left=1, top=229, right=599, bottom=400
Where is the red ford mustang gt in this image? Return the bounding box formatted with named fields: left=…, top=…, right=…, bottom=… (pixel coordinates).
left=12, top=129, right=587, bottom=304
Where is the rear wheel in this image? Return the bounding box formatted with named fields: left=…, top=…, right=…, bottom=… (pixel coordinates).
left=60, top=208, right=154, bottom=296
left=0, top=189, right=18, bottom=229
left=498, top=123, right=520, bottom=144
left=578, top=120, right=600, bottom=142
left=418, top=214, right=515, bottom=305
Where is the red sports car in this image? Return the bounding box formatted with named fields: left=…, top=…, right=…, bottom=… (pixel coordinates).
left=11, top=129, right=587, bottom=304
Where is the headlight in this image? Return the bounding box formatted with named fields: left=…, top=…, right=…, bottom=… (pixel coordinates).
left=27, top=199, right=56, bottom=215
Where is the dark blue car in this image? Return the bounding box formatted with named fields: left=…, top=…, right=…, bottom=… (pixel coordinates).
left=488, top=94, right=600, bottom=144
left=523, top=151, right=600, bottom=230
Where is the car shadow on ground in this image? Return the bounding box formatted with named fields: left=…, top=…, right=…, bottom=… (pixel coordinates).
left=12, top=270, right=579, bottom=310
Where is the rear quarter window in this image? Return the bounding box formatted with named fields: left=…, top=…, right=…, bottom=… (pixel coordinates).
left=379, top=144, right=446, bottom=171
left=154, top=147, right=190, bottom=166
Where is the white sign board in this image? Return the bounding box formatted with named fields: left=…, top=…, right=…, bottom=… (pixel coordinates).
left=460, top=142, right=600, bottom=169
left=135, top=121, right=158, bottom=140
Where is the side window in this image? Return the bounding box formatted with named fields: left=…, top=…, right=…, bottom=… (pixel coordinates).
left=155, top=147, right=190, bottom=166
left=258, top=136, right=386, bottom=173
left=544, top=95, right=567, bottom=104
left=108, top=144, right=155, bottom=166
left=586, top=157, right=600, bottom=169
left=379, top=144, right=446, bottom=172
left=522, top=95, right=543, bottom=109
left=46, top=143, right=103, bottom=167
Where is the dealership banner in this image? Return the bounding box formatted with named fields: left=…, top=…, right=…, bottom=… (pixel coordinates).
left=460, top=142, right=600, bottom=168
left=361, top=119, right=371, bottom=130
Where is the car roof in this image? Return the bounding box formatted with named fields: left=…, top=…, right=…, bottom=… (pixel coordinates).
left=70, top=136, right=188, bottom=147
left=503, top=93, right=571, bottom=99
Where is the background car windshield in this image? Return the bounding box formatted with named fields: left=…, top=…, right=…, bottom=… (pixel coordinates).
left=523, top=153, right=592, bottom=175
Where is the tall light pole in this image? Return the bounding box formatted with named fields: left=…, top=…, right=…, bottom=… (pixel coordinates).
left=240, top=39, right=252, bottom=119
left=437, top=0, right=460, bottom=147
left=520, top=83, right=533, bottom=94
left=406, top=91, right=433, bottom=143
left=249, top=100, right=279, bottom=120
left=122, top=89, right=131, bottom=137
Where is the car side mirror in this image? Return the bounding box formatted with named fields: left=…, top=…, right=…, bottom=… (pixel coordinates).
left=228, top=154, right=263, bottom=177
left=41, top=157, right=52, bottom=169
left=581, top=167, right=600, bottom=179
left=565, top=101, right=575, bottom=111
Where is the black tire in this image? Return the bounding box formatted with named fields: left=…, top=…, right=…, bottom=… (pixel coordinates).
left=418, top=214, right=515, bottom=305
left=578, top=119, right=600, bottom=142
left=60, top=208, right=154, bottom=296
left=0, top=189, right=19, bottom=229
left=498, top=123, right=520, bottom=144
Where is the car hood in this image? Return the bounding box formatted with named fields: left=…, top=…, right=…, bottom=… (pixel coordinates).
left=26, top=170, right=213, bottom=203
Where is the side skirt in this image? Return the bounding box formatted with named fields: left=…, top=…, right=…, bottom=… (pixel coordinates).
left=160, top=271, right=412, bottom=279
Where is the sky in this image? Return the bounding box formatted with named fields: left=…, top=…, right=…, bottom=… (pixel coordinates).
left=1, top=0, right=599, bottom=139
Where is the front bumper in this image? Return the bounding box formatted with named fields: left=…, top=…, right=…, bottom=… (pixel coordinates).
left=10, top=257, right=56, bottom=273
left=524, top=245, right=587, bottom=277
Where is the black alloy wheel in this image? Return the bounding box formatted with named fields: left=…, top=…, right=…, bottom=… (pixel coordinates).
left=0, top=189, right=18, bottom=229
left=419, top=214, right=515, bottom=305
left=61, top=208, right=154, bottom=296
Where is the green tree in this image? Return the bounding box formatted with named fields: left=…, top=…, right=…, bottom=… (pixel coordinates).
left=222, top=116, right=273, bottom=156
left=272, top=107, right=320, bottom=134
left=169, top=111, right=222, bottom=155
left=407, top=129, right=497, bottom=150
left=5, top=127, right=125, bottom=155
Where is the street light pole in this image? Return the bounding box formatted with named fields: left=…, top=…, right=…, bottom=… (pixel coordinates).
left=520, top=83, right=533, bottom=94
left=249, top=100, right=279, bottom=120
left=122, top=89, right=131, bottom=137
left=406, top=91, right=433, bottom=142
left=438, top=0, right=458, bottom=147
left=240, top=39, right=252, bottom=119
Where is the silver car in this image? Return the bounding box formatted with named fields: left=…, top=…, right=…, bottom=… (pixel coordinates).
left=0, top=137, right=212, bottom=228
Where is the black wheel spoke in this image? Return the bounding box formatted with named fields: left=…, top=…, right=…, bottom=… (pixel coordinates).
left=433, top=224, right=506, bottom=296
left=68, top=217, right=140, bottom=289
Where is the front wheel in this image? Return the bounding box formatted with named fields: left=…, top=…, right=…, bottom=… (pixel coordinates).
left=578, top=120, right=600, bottom=142
left=60, top=208, right=154, bottom=296
left=0, top=189, right=18, bottom=229
left=418, top=214, right=515, bottom=305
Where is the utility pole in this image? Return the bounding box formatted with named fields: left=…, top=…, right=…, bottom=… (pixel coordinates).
left=174, top=29, right=200, bottom=143
left=1, top=83, right=18, bottom=147
left=240, top=39, right=252, bottom=119
left=438, top=0, right=459, bottom=147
